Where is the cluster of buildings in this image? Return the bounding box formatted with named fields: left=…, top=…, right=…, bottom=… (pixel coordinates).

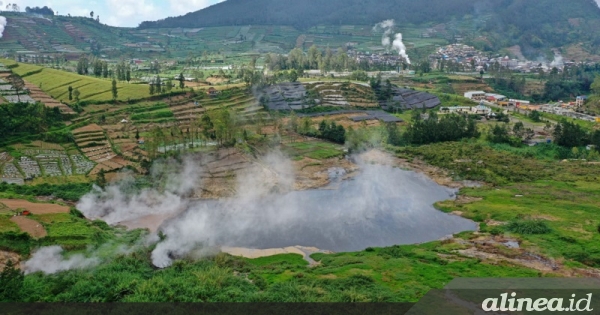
left=429, top=44, right=568, bottom=73
left=439, top=104, right=494, bottom=116
left=348, top=51, right=408, bottom=67
left=464, top=90, right=600, bottom=123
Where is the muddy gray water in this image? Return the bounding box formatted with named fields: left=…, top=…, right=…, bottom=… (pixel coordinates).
left=164, top=165, right=477, bottom=253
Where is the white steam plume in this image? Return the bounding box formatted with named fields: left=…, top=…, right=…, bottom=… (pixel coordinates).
left=23, top=246, right=100, bottom=275
left=373, top=19, right=411, bottom=64
left=0, top=16, right=7, bottom=39
left=77, top=157, right=201, bottom=227
left=550, top=55, right=564, bottom=68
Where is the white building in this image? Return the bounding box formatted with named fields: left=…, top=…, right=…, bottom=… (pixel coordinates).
left=464, top=91, right=486, bottom=101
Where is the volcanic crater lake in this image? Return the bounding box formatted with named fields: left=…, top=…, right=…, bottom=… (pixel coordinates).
left=172, top=164, right=478, bottom=253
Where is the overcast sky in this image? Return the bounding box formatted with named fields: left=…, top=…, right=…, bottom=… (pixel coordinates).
left=0, top=0, right=225, bottom=27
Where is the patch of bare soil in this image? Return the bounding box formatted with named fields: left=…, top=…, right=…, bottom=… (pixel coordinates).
left=10, top=216, right=47, bottom=238
left=455, top=195, right=483, bottom=204
left=453, top=235, right=600, bottom=277
left=359, top=149, right=476, bottom=189
left=0, top=199, right=70, bottom=214
left=293, top=157, right=358, bottom=190
left=0, top=250, right=21, bottom=271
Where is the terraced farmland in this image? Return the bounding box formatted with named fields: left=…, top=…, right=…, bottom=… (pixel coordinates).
left=72, top=124, right=134, bottom=175
left=0, top=142, right=97, bottom=184
left=2, top=60, right=150, bottom=104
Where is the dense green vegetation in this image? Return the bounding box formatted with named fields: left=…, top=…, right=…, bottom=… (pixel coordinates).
left=0, top=102, right=64, bottom=139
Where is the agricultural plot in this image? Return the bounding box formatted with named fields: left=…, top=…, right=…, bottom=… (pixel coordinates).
left=73, top=124, right=135, bottom=175
left=263, top=82, right=312, bottom=110
left=0, top=199, right=70, bottom=214
left=0, top=152, right=24, bottom=185
left=2, top=60, right=150, bottom=103
left=3, top=142, right=96, bottom=181
left=24, top=81, right=76, bottom=115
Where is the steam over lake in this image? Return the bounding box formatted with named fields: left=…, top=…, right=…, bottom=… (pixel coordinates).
left=171, top=165, right=476, bottom=253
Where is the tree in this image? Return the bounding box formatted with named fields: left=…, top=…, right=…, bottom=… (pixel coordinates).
left=553, top=120, right=588, bottom=148
left=6, top=74, right=25, bottom=102
left=96, top=169, right=107, bottom=188
left=512, top=122, right=525, bottom=139
left=155, top=76, right=162, bottom=94
left=90, top=11, right=94, bottom=19
left=111, top=79, right=118, bottom=100
left=68, top=85, right=73, bottom=101
left=591, top=75, right=600, bottom=95
left=178, top=73, right=185, bottom=89
left=0, top=260, right=24, bottom=302
left=126, top=69, right=131, bottom=83
left=73, top=88, right=81, bottom=102
left=289, top=69, right=298, bottom=82
left=135, top=129, right=140, bottom=141
left=149, top=83, right=155, bottom=95
left=488, top=124, right=511, bottom=144
left=529, top=110, right=542, bottom=122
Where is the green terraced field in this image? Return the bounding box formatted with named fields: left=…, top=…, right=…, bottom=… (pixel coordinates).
left=2, top=59, right=150, bottom=103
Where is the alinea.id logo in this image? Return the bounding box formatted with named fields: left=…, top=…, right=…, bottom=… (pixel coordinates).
left=482, top=292, right=593, bottom=312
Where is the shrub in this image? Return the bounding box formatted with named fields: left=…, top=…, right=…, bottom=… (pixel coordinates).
left=506, top=219, right=551, bottom=235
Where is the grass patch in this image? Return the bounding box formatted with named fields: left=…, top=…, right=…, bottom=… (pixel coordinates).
left=0, top=216, right=20, bottom=233
left=506, top=218, right=552, bottom=235
left=246, top=254, right=308, bottom=267
left=284, top=141, right=343, bottom=160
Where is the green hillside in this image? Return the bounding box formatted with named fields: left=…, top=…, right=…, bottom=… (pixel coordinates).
left=139, top=0, right=600, bottom=57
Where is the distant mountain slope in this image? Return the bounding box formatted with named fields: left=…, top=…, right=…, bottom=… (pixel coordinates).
left=139, top=0, right=600, bottom=29
left=139, top=0, right=600, bottom=57
left=139, top=0, right=478, bottom=29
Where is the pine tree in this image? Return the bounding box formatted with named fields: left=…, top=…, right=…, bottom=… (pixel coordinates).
left=179, top=73, right=185, bottom=89
left=111, top=79, right=118, bottom=100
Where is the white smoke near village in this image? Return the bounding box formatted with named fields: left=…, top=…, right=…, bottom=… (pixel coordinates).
left=0, top=16, right=7, bottom=39
left=23, top=151, right=473, bottom=271
left=550, top=55, right=564, bottom=68
left=373, top=19, right=411, bottom=64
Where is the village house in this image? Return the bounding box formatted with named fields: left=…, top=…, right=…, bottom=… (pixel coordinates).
left=464, top=91, right=486, bottom=101
left=207, top=87, right=219, bottom=97
left=576, top=96, right=587, bottom=107
left=440, top=104, right=492, bottom=116
left=510, top=99, right=530, bottom=107
left=485, top=93, right=506, bottom=103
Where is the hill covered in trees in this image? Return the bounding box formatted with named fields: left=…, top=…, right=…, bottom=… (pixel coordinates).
left=139, top=0, right=600, bottom=56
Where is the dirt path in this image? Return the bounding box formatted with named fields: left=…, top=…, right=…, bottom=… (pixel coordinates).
left=0, top=199, right=69, bottom=214
left=10, top=216, right=47, bottom=238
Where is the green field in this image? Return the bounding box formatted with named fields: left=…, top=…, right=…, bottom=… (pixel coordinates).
left=2, top=59, right=150, bottom=104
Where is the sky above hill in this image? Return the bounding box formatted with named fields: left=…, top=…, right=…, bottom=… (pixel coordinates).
left=0, top=0, right=224, bottom=27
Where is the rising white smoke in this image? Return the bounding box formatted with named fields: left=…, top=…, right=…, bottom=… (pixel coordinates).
left=373, top=19, right=411, bottom=64
left=0, top=16, right=7, bottom=39
left=77, top=157, right=201, bottom=226
left=550, top=55, right=564, bottom=68
left=23, top=246, right=101, bottom=275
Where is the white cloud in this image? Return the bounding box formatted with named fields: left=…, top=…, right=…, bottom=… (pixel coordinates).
left=104, top=0, right=162, bottom=26
left=0, top=0, right=226, bottom=27
left=169, top=0, right=223, bottom=16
